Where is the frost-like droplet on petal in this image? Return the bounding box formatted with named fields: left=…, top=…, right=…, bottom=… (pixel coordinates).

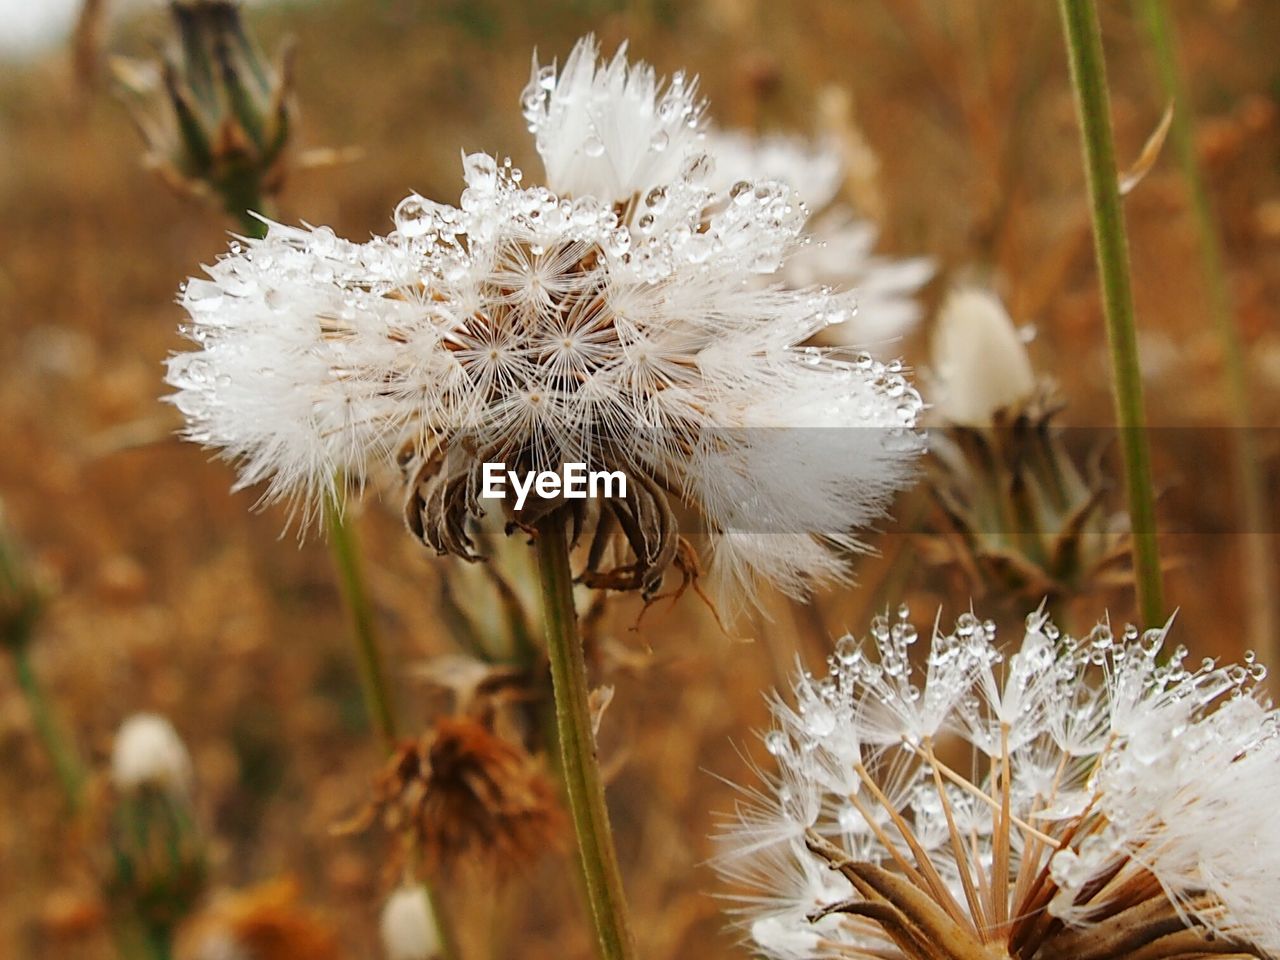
left=462, top=153, right=498, bottom=193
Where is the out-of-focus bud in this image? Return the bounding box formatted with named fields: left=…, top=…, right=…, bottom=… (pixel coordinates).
left=111, top=713, right=194, bottom=797
left=930, top=288, right=1036, bottom=427
left=0, top=506, right=47, bottom=653
left=181, top=878, right=341, bottom=960
left=380, top=885, right=441, bottom=960
left=924, top=288, right=1132, bottom=607
left=111, top=0, right=295, bottom=218
left=104, top=714, right=206, bottom=938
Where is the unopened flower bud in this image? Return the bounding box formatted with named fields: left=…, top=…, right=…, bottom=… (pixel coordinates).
left=111, top=713, right=193, bottom=796
left=105, top=715, right=205, bottom=933
left=380, top=886, right=440, bottom=960
left=931, top=287, right=1035, bottom=426
left=112, top=0, right=295, bottom=219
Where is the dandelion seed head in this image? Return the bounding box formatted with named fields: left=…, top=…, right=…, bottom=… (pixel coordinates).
left=167, top=37, right=923, bottom=603
left=716, top=608, right=1280, bottom=959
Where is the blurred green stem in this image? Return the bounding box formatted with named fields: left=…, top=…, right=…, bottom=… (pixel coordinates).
left=1058, top=0, right=1165, bottom=626
left=230, top=203, right=455, bottom=960
left=141, top=924, right=173, bottom=960
left=12, top=645, right=86, bottom=813
left=323, top=488, right=398, bottom=752
left=237, top=204, right=403, bottom=749
left=535, top=514, right=636, bottom=960
left=1133, top=0, right=1275, bottom=662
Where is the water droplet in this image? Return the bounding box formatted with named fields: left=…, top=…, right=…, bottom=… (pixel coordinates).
left=184, top=278, right=224, bottom=312
left=644, top=186, right=668, bottom=213
left=835, top=635, right=861, bottom=665
left=572, top=196, right=602, bottom=226
left=730, top=180, right=754, bottom=205
left=803, top=701, right=836, bottom=737
left=393, top=195, right=434, bottom=238
left=649, top=130, right=669, bottom=152
left=764, top=730, right=789, bottom=756
left=681, top=151, right=715, bottom=183
left=583, top=135, right=605, bottom=158
left=605, top=227, right=631, bottom=256
left=462, top=153, right=498, bottom=193
left=838, top=803, right=863, bottom=833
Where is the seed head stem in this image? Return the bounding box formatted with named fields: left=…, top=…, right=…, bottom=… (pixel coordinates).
left=535, top=513, right=636, bottom=960
left=1132, top=0, right=1275, bottom=670
left=1058, top=0, right=1165, bottom=626
left=11, top=645, right=86, bottom=812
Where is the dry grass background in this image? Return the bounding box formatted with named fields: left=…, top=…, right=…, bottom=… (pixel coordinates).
left=0, top=1, right=1278, bottom=957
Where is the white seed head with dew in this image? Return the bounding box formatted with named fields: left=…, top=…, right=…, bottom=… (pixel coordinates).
left=166, top=37, right=924, bottom=607
left=705, top=128, right=934, bottom=348
left=715, top=607, right=1280, bottom=959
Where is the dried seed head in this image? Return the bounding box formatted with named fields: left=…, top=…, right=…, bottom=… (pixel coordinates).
left=181, top=878, right=340, bottom=960
left=922, top=289, right=1132, bottom=606
left=703, top=125, right=933, bottom=348
left=347, top=716, right=565, bottom=877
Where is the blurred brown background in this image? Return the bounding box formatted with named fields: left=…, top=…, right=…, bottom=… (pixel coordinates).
left=1, top=1, right=1278, bottom=957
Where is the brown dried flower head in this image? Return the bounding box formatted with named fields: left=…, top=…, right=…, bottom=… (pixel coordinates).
left=344, top=716, right=565, bottom=877
left=181, top=878, right=341, bottom=960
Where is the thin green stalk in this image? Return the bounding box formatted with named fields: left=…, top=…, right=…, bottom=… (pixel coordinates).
left=237, top=207, right=405, bottom=745
left=1133, top=0, right=1275, bottom=661
left=324, top=489, right=398, bottom=752
left=1058, top=0, right=1165, bottom=626
left=534, top=514, right=635, bottom=960
left=12, top=645, right=86, bottom=812
left=141, top=924, right=173, bottom=960
left=229, top=196, right=458, bottom=960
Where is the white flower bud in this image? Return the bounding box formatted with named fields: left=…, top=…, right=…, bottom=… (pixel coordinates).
left=931, top=287, right=1036, bottom=426
left=380, top=886, right=440, bottom=960
left=111, top=713, right=192, bottom=795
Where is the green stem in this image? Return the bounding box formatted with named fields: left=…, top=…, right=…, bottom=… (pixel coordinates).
left=1058, top=0, right=1165, bottom=627
left=1132, top=0, right=1276, bottom=662
left=323, top=490, right=398, bottom=753
left=12, top=645, right=86, bottom=812
left=141, top=924, right=173, bottom=960
left=231, top=197, right=456, bottom=960
left=534, top=514, right=635, bottom=960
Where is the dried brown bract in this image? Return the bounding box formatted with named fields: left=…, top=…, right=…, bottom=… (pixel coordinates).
left=181, top=878, right=341, bottom=960
left=343, top=716, right=564, bottom=878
